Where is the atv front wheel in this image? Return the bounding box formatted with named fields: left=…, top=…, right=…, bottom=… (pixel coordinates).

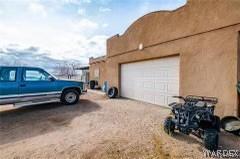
left=164, top=116, right=175, bottom=136
left=203, top=129, right=219, bottom=151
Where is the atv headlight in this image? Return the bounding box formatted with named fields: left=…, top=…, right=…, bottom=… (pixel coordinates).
left=195, top=114, right=200, bottom=119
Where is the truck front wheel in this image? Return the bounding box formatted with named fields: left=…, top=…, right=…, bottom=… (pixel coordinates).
left=61, top=89, right=79, bottom=105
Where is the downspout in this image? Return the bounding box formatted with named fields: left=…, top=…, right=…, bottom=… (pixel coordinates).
left=237, top=31, right=240, bottom=117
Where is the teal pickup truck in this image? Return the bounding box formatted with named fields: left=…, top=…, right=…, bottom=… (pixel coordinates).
left=0, top=66, right=85, bottom=107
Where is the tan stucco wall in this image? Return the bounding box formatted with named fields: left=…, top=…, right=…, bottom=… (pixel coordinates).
left=90, top=0, right=240, bottom=117
left=107, top=0, right=240, bottom=57
left=106, top=25, right=240, bottom=117
left=89, top=60, right=106, bottom=87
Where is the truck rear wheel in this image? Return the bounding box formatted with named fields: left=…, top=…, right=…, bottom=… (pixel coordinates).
left=61, top=89, right=79, bottom=105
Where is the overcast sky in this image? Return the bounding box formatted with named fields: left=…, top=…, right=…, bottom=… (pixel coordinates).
left=0, top=0, right=186, bottom=66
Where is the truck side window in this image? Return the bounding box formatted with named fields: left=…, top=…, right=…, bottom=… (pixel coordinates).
left=24, top=69, right=50, bottom=81
left=0, top=67, right=17, bottom=82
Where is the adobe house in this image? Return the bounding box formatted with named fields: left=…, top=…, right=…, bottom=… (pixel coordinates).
left=89, top=0, right=240, bottom=117
left=89, top=56, right=106, bottom=87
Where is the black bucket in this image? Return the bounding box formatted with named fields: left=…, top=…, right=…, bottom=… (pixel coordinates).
left=221, top=116, right=240, bottom=136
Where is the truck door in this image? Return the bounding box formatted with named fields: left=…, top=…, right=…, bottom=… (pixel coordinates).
left=19, top=68, right=57, bottom=97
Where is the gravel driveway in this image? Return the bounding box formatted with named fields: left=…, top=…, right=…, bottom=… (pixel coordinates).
left=0, top=91, right=239, bottom=159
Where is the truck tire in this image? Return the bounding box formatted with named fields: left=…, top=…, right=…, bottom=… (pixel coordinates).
left=203, top=129, right=219, bottom=151
left=164, top=116, right=175, bottom=136
left=89, top=80, right=96, bottom=89
left=107, top=87, right=118, bottom=98
left=61, top=89, right=79, bottom=105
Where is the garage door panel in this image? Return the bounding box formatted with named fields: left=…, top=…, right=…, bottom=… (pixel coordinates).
left=155, top=70, right=168, bottom=78
left=168, top=70, right=179, bottom=78
left=155, top=94, right=166, bottom=105
left=143, top=80, right=154, bottom=89
left=144, top=70, right=155, bottom=77
left=143, top=93, right=155, bottom=103
left=134, top=90, right=143, bottom=100
left=135, top=79, right=143, bottom=87
left=167, top=84, right=179, bottom=93
left=121, top=56, right=179, bottom=106
left=155, top=83, right=168, bottom=94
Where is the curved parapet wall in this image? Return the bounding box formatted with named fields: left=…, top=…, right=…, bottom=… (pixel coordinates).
left=103, top=0, right=240, bottom=117
left=107, top=0, right=240, bottom=57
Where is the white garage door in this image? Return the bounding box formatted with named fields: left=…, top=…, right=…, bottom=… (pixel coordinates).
left=121, top=56, right=179, bottom=106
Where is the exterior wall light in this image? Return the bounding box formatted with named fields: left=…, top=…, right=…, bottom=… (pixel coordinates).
left=139, top=43, right=144, bottom=50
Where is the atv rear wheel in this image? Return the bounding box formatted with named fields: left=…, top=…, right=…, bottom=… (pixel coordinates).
left=203, top=129, right=219, bottom=151
left=164, top=116, right=175, bottom=136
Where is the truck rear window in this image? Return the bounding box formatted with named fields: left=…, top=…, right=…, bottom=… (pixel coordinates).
left=0, top=67, right=17, bottom=82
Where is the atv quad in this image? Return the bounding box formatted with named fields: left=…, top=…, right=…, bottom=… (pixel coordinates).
left=163, top=95, right=220, bottom=151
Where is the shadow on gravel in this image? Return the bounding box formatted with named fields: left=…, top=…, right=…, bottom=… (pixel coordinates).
left=218, top=131, right=240, bottom=150
left=172, top=132, right=202, bottom=145
left=0, top=99, right=101, bottom=145
left=172, top=131, right=240, bottom=151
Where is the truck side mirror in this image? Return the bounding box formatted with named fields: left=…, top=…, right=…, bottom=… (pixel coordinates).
left=48, top=76, right=55, bottom=81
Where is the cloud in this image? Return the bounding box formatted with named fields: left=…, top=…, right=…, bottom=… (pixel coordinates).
left=97, top=0, right=112, bottom=5
left=28, top=2, right=47, bottom=17
left=138, top=1, right=151, bottom=15
left=81, top=0, right=92, bottom=3
left=99, top=7, right=111, bottom=12
left=77, top=8, right=86, bottom=15
left=71, top=19, right=99, bottom=32
left=84, top=35, right=107, bottom=56
left=0, top=0, right=186, bottom=67
left=61, top=0, right=92, bottom=5
left=102, top=23, right=109, bottom=28
left=24, top=46, right=39, bottom=52
left=0, top=20, right=107, bottom=65
left=138, top=0, right=187, bottom=15
left=0, top=45, right=83, bottom=72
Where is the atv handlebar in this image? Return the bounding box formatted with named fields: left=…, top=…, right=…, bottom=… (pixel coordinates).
left=172, top=95, right=218, bottom=104
left=186, top=95, right=218, bottom=104
left=172, top=96, right=185, bottom=101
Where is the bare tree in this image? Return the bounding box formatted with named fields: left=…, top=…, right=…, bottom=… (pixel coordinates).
left=54, top=62, right=79, bottom=79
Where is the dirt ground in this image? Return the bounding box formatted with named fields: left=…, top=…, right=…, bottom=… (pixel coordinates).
left=0, top=91, right=239, bottom=159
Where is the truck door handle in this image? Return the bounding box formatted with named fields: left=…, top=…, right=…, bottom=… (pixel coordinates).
left=20, top=84, right=26, bottom=87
